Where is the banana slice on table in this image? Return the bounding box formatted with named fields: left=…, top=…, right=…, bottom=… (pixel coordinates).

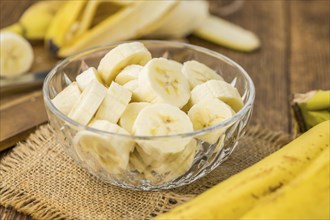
left=74, top=120, right=135, bottom=174
left=114, top=64, right=142, bottom=85
left=94, top=82, right=132, bottom=123
left=98, top=42, right=152, bottom=86
left=51, top=82, right=81, bottom=115
left=191, top=79, right=244, bottom=112
left=0, top=32, right=34, bottom=78
left=132, top=103, right=193, bottom=158
left=68, top=80, right=107, bottom=125
left=119, top=102, right=151, bottom=133
left=182, top=60, right=224, bottom=89
left=76, top=67, right=103, bottom=91
left=188, top=98, right=234, bottom=144
left=138, top=58, right=190, bottom=108
left=193, top=15, right=260, bottom=52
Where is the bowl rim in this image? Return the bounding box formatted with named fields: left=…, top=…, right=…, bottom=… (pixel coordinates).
left=43, top=40, right=255, bottom=140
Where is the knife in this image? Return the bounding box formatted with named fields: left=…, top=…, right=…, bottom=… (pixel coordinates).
left=0, top=70, right=50, bottom=95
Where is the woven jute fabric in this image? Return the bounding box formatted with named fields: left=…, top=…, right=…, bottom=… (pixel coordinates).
left=0, top=124, right=290, bottom=220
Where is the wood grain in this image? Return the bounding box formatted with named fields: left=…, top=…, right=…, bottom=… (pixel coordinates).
left=0, top=1, right=329, bottom=219
left=0, top=91, right=47, bottom=151
left=290, top=0, right=330, bottom=93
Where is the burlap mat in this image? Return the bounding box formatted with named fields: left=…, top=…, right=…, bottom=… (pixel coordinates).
left=0, top=124, right=290, bottom=220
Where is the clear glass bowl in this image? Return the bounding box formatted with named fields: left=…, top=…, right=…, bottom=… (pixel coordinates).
left=43, top=40, right=255, bottom=190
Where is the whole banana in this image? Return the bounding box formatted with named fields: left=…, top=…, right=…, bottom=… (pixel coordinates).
left=156, top=120, right=329, bottom=219
left=1, top=1, right=63, bottom=40
left=240, top=148, right=329, bottom=219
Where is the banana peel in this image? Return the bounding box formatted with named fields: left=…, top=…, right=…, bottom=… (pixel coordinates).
left=292, top=90, right=330, bottom=133
left=6, top=0, right=261, bottom=57
left=45, top=0, right=88, bottom=54
left=45, top=0, right=260, bottom=57
left=48, top=1, right=178, bottom=57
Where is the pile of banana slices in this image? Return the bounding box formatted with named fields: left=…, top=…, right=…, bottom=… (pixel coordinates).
left=52, top=42, right=244, bottom=183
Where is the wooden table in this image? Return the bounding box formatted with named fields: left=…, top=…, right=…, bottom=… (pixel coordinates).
left=0, top=0, right=329, bottom=219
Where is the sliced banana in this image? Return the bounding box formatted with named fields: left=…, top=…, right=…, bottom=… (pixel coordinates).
left=75, top=67, right=103, bottom=91
left=132, top=103, right=193, bottom=158
left=150, top=139, right=197, bottom=180
left=119, top=102, right=151, bottom=133
left=193, top=15, right=260, bottom=52
left=95, top=82, right=132, bottom=124
left=51, top=82, right=81, bottom=115
left=138, top=58, right=190, bottom=108
left=188, top=98, right=234, bottom=144
left=191, top=79, right=244, bottom=112
left=0, top=32, right=34, bottom=78
left=74, top=120, right=135, bottom=174
left=182, top=60, right=224, bottom=89
left=97, top=42, right=152, bottom=86
left=129, top=147, right=149, bottom=173
left=68, top=80, right=107, bottom=125
left=114, top=64, right=142, bottom=85
left=122, top=79, right=146, bottom=102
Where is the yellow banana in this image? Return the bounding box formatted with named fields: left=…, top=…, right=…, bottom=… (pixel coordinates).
left=45, top=1, right=88, bottom=53
left=56, top=1, right=177, bottom=57
left=1, top=1, right=63, bottom=40
left=240, top=149, right=329, bottom=219
left=292, top=90, right=330, bottom=132
left=155, top=120, right=329, bottom=219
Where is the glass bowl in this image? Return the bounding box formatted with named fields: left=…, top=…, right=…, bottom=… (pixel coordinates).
left=43, top=40, right=255, bottom=190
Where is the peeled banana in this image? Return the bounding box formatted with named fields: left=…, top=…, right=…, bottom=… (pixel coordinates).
left=156, top=120, right=329, bottom=219
left=292, top=90, right=330, bottom=132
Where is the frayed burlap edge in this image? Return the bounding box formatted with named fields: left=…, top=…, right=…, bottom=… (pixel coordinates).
left=0, top=124, right=290, bottom=220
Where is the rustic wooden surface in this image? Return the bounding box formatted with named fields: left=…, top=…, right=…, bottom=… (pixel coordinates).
left=0, top=0, right=329, bottom=219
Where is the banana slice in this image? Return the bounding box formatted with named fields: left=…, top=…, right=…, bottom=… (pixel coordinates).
left=68, top=80, right=107, bottom=125
left=138, top=58, right=190, bottom=108
left=95, top=82, right=132, bottom=123
left=182, top=60, right=224, bottom=89
left=76, top=67, right=103, bottom=91
left=51, top=82, right=81, bottom=115
left=122, top=79, right=146, bottom=102
left=98, top=42, right=152, bottom=86
left=193, top=15, right=260, bottom=52
left=132, top=103, right=193, bottom=158
left=148, top=139, right=197, bottom=182
left=74, top=120, right=135, bottom=174
left=191, top=79, right=244, bottom=112
left=0, top=32, right=34, bottom=78
left=119, top=102, right=151, bottom=133
left=114, top=64, right=142, bottom=85
left=129, top=147, right=149, bottom=173
left=188, top=98, right=234, bottom=144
